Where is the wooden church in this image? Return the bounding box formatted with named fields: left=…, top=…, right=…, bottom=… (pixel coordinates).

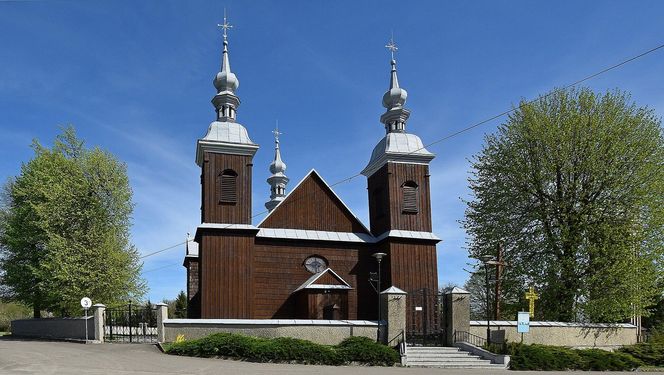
left=183, top=24, right=440, bottom=321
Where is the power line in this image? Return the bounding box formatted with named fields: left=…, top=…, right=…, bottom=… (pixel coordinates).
left=136, top=41, right=664, bottom=262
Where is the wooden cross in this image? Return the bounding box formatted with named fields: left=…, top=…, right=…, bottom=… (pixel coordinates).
left=525, top=287, right=539, bottom=318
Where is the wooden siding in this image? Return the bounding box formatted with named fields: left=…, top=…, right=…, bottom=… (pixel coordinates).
left=367, top=163, right=433, bottom=235
left=260, top=172, right=369, bottom=233
left=199, top=233, right=254, bottom=318
left=387, top=239, right=438, bottom=295
left=252, top=239, right=371, bottom=319
left=201, top=152, right=253, bottom=224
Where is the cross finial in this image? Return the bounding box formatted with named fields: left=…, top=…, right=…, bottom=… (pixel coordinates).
left=385, top=34, right=398, bottom=61
left=272, top=120, right=282, bottom=143
left=218, top=8, right=233, bottom=40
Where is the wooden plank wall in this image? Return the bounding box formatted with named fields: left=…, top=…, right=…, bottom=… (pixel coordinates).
left=367, top=163, right=433, bottom=235
left=252, top=239, right=370, bottom=319
left=199, top=232, right=254, bottom=318
left=260, top=173, right=368, bottom=233
left=201, top=152, right=253, bottom=224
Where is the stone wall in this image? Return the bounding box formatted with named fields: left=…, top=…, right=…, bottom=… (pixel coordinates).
left=469, top=321, right=637, bottom=349
left=11, top=317, right=95, bottom=341
left=163, top=319, right=378, bottom=345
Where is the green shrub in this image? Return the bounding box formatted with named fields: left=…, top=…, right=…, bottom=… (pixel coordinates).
left=165, top=333, right=398, bottom=366
left=252, top=337, right=342, bottom=365
left=577, top=348, right=643, bottom=371
left=336, top=336, right=399, bottom=366
left=508, top=343, right=643, bottom=371
left=619, top=342, right=664, bottom=366
left=0, top=302, right=32, bottom=332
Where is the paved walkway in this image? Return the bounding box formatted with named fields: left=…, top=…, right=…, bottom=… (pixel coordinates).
left=0, top=338, right=658, bottom=374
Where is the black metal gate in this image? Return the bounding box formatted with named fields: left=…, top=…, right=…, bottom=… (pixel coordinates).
left=407, top=289, right=446, bottom=346
left=104, top=303, right=158, bottom=343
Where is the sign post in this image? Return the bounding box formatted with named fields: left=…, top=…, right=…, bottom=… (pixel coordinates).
left=81, top=297, right=92, bottom=343
left=517, top=311, right=530, bottom=343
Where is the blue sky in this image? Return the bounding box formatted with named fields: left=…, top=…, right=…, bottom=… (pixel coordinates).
left=1, top=0, right=663, bottom=303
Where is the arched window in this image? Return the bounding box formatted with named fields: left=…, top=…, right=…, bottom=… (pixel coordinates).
left=218, top=169, right=238, bottom=204
left=402, top=181, right=419, bottom=213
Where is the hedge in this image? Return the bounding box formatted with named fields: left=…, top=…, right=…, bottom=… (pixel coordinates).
left=164, top=333, right=399, bottom=366
left=507, top=343, right=643, bottom=371
left=618, top=342, right=664, bottom=367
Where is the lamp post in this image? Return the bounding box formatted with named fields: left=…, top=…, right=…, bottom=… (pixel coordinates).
left=372, top=252, right=387, bottom=342
left=479, top=255, right=500, bottom=345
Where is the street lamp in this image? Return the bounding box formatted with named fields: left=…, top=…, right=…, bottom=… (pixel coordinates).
left=480, top=255, right=500, bottom=346
left=372, top=252, right=387, bottom=342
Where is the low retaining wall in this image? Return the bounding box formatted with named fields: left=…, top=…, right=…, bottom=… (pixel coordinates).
left=470, top=321, right=637, bottom=349
left=11, top=317, right=95, bottom=341
left=163, top=319, right=378, bottom=345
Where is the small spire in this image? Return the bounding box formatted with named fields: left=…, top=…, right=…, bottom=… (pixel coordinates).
left=212, top=11, right=240, bottom=121
left=380, top=35, right=410, bottom=133
left=266, top=122, right=289, bottom=211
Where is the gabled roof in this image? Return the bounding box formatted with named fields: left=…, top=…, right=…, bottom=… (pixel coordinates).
left=257, top=169, right=371, bottom=234
left=293, top=268, right=353, bottom=293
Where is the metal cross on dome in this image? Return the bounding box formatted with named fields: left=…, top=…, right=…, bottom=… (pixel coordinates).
left=385, top=36, right=398, bottom=60
left=272, top=121, right=282, bottom=143
left=218, top=9, right=233, bottom=40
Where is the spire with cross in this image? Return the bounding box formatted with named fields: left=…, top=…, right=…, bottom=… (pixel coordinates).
left=266, top=121, right=289, bottom=211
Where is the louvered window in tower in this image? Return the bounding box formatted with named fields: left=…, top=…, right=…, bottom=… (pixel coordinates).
left=219, top=169, right=238, bottom=204
left=402, top=181, right=419, bottom=213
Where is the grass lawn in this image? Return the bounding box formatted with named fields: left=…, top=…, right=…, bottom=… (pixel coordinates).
left=0, top=332, right=9, bottom=336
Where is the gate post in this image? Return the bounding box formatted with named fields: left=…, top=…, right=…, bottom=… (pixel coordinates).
left=156, top=303, right=168, bottom=343
left=380, top=286, right=407, bottom=346
left=444, top=287, right=470, bottom=346
left=92, top=304, right=106, bottom=343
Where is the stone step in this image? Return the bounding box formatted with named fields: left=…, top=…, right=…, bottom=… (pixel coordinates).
left=407, top=353, right=481, bottom=360
left=408, top=356, right=486, bottom=362
left=406, top=346, right=462, bottom=351
left=409, top=363, right=505, bottom=369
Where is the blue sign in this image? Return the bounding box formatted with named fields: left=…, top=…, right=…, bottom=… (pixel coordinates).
left=517, top=312, right=530, bottom=333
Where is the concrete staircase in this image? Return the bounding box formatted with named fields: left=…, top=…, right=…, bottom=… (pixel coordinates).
left=406, top=346, right=506, bottom=369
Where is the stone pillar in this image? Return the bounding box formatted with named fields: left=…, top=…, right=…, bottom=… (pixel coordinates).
left=444, top=287, right=471, bottom=346
left=380, top=286, right=407, bottom=346
left=156, top=303, right=168, bottom=343
left=92, top=304, right=105, bottom=343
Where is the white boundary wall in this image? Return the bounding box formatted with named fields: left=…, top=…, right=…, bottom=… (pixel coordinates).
left=163, top=319, right=378, bottom=345
left=470, top=320, right=637, bottom=349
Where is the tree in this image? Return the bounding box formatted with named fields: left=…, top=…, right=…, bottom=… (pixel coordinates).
left=174, top=290, right=187, bottom=318
left=463, top=87, right=664, bottom=322
left=0, top=127, right=145, bottom=317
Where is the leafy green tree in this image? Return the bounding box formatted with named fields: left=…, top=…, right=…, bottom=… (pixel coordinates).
left=463, top=88, right=664, bottom=322
left=0, top=127, right=145, bottom=317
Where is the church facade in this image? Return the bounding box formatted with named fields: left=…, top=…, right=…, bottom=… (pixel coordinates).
left=183, top=27, right=440, bottom=322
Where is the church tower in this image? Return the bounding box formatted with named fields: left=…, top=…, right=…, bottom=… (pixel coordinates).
left=193, top=16, right=259, bottom=318
left=362, top=38, right=439, bottom=295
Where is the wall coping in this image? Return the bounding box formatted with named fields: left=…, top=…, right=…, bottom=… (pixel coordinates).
left=12, top=317, right=93, bottom=322
left=164, top=319, right=378, bottom=326
left=471, top=320, right=636, bottom=328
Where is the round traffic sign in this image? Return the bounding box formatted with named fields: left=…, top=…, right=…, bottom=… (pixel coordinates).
left=80, top=297, right=92, bottom=309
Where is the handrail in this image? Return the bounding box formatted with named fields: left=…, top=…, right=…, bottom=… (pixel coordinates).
left=388, top=329, right=406, bottom=357
left=453, top=330, right=487, bottom=347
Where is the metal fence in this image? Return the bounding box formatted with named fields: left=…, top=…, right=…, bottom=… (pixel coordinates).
left=104, top=303, right=158, bottom=343
left=406, top=288, right=446, bottom=346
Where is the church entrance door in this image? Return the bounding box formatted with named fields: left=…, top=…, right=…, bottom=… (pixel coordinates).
left=406, top=289, right=446, bottom=346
